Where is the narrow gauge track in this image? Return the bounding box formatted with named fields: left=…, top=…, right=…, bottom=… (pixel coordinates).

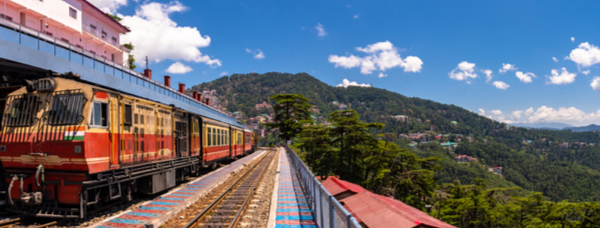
left=183, top=150, right=276, bottom=228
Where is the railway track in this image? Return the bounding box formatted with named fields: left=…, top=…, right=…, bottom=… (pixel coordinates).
left=182, top=150, right=276, bottom=228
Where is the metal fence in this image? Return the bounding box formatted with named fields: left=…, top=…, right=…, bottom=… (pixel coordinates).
left=285, top=145, right=362, bottom=228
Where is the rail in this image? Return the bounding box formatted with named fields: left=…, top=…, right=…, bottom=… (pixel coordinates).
left=0, top=17, right=243, bottom=128
left=285, top=145, right=362, bottom=228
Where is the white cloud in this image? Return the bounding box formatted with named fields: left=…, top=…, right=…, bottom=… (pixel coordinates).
left=567, top=42, right=600, bottom=68
left=583, top=70, right=591, bottom=75
left=499, top=63, right=516, bottom=73
left=482, top=69, right=493, bottom=82
left=511, top=110, right=523, bottom=120
left=245, top=48, right=265, bottom=59
left=328, top=41, right=423, bottom=74
left=88, top=0, right=127, bottom=14
left=448, top=61, right=477, bottom=81
left=354, top=14, right=359, bottom=19
left=553, top=57, right=558, bottom=62
left=378, top=72, right=388, bottom=78
left=220, top=71, right=228, bottom=76
left=485, top=106, right=600, bottom=126
left=315, top=23, right=327, bottom=36
left=527, top=106, right=600, bottom=124
left=165, top=61, right=192, bottom=74
left=591, top=77, right=600, bottom=91
left=493, top=81, right=510, bottom=90
left=336, top=78, right=371, bottom=88
left=571, top=37, right=575, bottom=42
left=478, top=108, right=485, bottom=115
left=547, top=68, right=576, bottom=85
left=515, top=71, right=535, bottom=83
left=120, top=1, right=221, bottom=67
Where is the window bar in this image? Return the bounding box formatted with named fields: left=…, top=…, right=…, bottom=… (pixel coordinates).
left=51, top=94, right=61, bottom=124
left=65, top=93, right=76, bottom=124
left=22, top=95, right=33, bottom=126
left=73, top=95, right=84, bottom=124
left=3, top=96, right=12, bottom=127
left=15, top=96, right=24, bottom=126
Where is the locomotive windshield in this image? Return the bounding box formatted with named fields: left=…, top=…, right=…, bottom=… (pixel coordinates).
left=47, top=91, right=85, bottom=125
left=2, top=94, right=40, bottom=127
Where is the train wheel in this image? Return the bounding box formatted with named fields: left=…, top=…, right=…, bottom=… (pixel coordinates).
left=121, top=185, right=133, bottom=202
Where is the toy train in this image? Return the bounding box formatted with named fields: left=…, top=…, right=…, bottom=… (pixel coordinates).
left=0, top=76, right=258, bottom=218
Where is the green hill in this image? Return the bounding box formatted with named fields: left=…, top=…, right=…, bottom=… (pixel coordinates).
left=192, top=72, right=600, bottom=202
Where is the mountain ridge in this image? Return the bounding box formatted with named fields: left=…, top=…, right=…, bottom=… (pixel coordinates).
left=192, top=72, right=600, bottom=202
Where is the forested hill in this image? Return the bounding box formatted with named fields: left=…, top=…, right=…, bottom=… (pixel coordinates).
left=192, top=72, right=600, bottom=202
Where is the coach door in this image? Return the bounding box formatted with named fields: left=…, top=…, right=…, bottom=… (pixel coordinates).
left=174, top=111, right=188, bottom=157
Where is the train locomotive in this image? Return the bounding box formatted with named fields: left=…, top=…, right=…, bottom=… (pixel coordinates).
left=0, top=76, right=257, bottom=218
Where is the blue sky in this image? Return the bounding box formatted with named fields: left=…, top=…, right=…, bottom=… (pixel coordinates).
left=90, top=0, right=600, bottom=126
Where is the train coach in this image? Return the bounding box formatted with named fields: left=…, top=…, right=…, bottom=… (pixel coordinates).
left=0, top=76, right=257, bottom=218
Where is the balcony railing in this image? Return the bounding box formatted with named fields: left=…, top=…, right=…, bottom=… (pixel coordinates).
left=0, top=17, right=241, bottom=127
left=82, top=24, right=120, bottom=48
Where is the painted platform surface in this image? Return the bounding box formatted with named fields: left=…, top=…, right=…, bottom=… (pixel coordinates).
left=91, top=150, right=266, bottom=228
left=275, top=152, right=317, bottom=228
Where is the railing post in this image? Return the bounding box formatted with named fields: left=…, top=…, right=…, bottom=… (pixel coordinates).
left=37, top=30, right=40, bottom=50
left=68, top=43, right=71, bottom=60
left=53, top=38, right=56, bottom=55
left=18, top=24, right=21, bottom=44
left=319, top=187, right=323, bottom=227
left=329, top=195, right=335, bottom=228
left=347, top=214, right=352, bottom=227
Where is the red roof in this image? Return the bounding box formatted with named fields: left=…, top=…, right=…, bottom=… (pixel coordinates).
left=340, top=191, right=455, bottom=228
left=321, top=177, right=455, bottom=228
left=321, top=177, right=365, bottom=197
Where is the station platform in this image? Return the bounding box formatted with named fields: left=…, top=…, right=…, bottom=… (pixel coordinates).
left=91, top=150, right=266, bottom=228
left=270, top=150, right=317, bottom=228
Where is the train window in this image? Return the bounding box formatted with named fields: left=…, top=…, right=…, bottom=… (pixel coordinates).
left=124, top=104, right=132, bottom=125
left=221, top=130, right=224, bottom=146
left=134, top=113, right=138, bottom=124
left=213, top=128, right=216, bottom=147
left=217, top=129, right=221, bottom=145
left=140, top=128, right=144, bottom=138
left=141, top=141, right=145, bottom=151
left=140, top=115, right=145, bottom=124
left=4, top=94, right=40, bottom=127
left=89, top=101, right=108, bottom=128
left=47, top=93, right=85, bottom=125
left=207, top=127, right=212, bottom=146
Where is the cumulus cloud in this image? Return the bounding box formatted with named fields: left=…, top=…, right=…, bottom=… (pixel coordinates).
left=511, top=110, right=523, bottom=120
left=378, top=72, right=388, bottom=78
left=526, top=106, right=600, bottom=124
left=328, top=41, right=423, bottom=74
left=583, top=70, right=591, bottom=75
left=591, top=77, right=600, bottom=91
left=553, top=57, right=558, bottom=62
left=567, top=42, right=600, bottom=68
left=483, top=106, right=600, bottom=125
left=482, top=69, right=493, bottom=82
left=499, top=63, right=517, bottom=73
left=315, top=23, right=327, bottom=36
left=354, top=14, right=359, bottom=19
left=88, top=0, right=127, bottom=14
left=515, top=71, right=535, bottom=83
left=547, top=68, right=576, bottom=85
left=246, top=48, right=265, bottom=59
left=165, top=61, right=192, bottom=74
left=524, top=107, right=534, bottom=116
left=336, top=78, right=371, bottom=88
left=571, top=37, right=575, bottom=42
left=120, top=1, right=221, bottom=67
left=448, top=61, right=477, bottom=81
left=493, top=81, right=509, bottom=90
left=220, top=71, right=228, bottom=76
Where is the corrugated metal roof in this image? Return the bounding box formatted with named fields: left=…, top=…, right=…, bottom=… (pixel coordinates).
left=321, top=177, right=455, bottom=228
left=341, top=191, right=455, bottom=228
left=321, top=177, right=365, bottom=197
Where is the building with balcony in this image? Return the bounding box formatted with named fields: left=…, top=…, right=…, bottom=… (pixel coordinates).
left=2, top=0, right=130, bottom=65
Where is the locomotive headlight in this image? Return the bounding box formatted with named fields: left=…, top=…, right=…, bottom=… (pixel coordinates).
left=74, top=145, right=82, bottom=153
left=0, top=145, right=5, bottom=152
